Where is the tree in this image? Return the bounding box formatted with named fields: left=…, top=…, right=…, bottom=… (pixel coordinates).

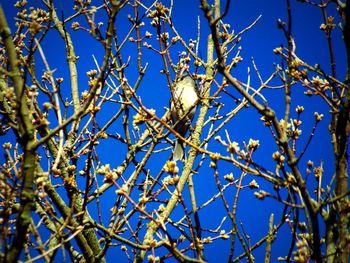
left=0, top=0, right=349, bottom=262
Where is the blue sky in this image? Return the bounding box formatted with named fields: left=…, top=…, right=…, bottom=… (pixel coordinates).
left=0, top=0, right=347, bottom=262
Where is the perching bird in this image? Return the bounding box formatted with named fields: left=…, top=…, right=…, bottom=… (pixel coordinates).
left=170, top=74, right=198, bottom=161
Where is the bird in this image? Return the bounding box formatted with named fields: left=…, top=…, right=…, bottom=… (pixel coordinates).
left=170, top=74, right=198, bottom=161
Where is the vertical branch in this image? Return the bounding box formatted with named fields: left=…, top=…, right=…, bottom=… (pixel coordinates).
left=49, top=3, right=80, bottom=114
left=264, top=214, right=274, bottom=263
left=137, top=4, right=216, bottom=262
left=186, top=0, right=221, bottom=259
left=187, top=174, right=203, bottom=258
left=334, top=1, right=350, bottom=262
left=0, top=6, right=37, bottom=262
left=327, top=1, right=350, bottom=262
left=320, top=0, right=337, bottom=78
left=133, top=0, right=143, bottom=73
left=283, top=0, right=293, bottom=130
left=48, top=2, right=81, bottom=158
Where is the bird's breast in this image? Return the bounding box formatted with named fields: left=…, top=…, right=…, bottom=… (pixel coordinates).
left=174, top=85, right=197, bottom=111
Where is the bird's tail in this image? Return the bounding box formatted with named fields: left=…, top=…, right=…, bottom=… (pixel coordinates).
left=173, top=139, right=185, bottom=161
